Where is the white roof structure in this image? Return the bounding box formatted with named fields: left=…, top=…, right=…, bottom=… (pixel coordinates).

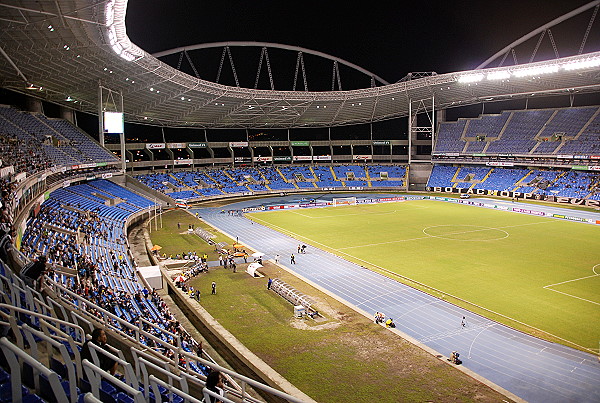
left=246, top=262, right=263, bottom=278
left=1, top=1, right=600, bottom=129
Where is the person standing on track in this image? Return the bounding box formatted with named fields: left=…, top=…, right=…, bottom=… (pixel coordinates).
left=290, top=253, right=296, bottom=264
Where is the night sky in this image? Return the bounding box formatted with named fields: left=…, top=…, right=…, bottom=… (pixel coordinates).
left=125, top=0, right=597, bottom=88
left=63, top=1, right=600, bottom=140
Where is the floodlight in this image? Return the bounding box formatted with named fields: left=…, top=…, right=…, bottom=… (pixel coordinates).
left=457, top=74, right=484, bottom=83
left=104, top=0, right=143, bottom=62
left=120, top=52, right=136, bottom=62
left=486, top=70, right=511, bottom=80
left=512, top=65, right=559, bottom=77
left=107, top=27, right=117, bottom=46
left=562, top=57, right=600, bottom=71
left=111, top=43, right=123, bottom=55
left=105, top=1, right=114, bottom=26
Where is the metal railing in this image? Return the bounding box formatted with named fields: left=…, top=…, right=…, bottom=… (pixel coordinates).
left=44, top=278, right=306, bottom=402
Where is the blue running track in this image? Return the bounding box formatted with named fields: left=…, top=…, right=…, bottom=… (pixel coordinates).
left=193, top=194, right=600, bottom=403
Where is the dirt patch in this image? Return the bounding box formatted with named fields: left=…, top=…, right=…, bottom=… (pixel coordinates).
left=288, top=317, right=341, bottom=331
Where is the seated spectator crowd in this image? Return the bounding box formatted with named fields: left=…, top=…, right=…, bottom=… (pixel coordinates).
left=428, top=165, right=600, bottom=200
left=18, top=179, right=211, bottom=378
left=135, top=164, right=408, bottom=200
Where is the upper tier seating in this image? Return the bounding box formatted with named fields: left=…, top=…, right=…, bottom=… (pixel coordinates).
left=435, top=106, right=600, bottom=156
left=486, top=109, right=553, bottom=154
left=464, top=112, right=511, bottom=154
left=435, top=120, right=468, bottom=153
left=36, top=115, right=118, bottom=163
left=558, top=109, right=600, bottom=155
left=0, top=105, right=118, bottom=166
left=533, top=107, right=597, bottom=154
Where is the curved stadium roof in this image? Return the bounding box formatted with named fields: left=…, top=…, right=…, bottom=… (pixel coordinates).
left=1, top=0, right=600, bottom=129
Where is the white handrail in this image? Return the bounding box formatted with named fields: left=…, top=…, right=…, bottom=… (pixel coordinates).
left=82, top=359, right=145, bottom=403
left=0, top=337, right=69, bottom=403
left=46, top=279, right=306, bottom=402
left=21, top=324, right=79, bottom=403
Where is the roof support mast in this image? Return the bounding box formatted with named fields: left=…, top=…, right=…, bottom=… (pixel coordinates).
left=408, top=95, right=435, bottom=165
left=477, top=0, right=600, bottom=69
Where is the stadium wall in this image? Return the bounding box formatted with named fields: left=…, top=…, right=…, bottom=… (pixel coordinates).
left=407, top=163, right=433, bottom=191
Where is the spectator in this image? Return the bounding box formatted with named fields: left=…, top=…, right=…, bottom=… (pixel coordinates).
left=20, top=255, right=47, bottom=290
left=204, top=370, right=225, bottom=403
left=81, top=328, right=118, bottom=376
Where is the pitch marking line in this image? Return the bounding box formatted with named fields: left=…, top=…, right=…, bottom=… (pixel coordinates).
left=543, top=264, right=600, bottom=306
left=423, top=225, right=509, bottom=241
left=288, top=202, right=429, bottom=219
left=250, top=212, right=599, bottom=352
left=339, top=220, right=552, bottom=250
left=290, top=209, right=399, bottom=219
left=338, top=234, right=432, bottom=249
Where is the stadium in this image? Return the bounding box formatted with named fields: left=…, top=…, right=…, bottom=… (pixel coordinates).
left=0, top=0, right=599, bottom=402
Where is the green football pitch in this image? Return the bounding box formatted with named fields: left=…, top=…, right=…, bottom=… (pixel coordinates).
left=248, top=199, right=600, bottom=352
